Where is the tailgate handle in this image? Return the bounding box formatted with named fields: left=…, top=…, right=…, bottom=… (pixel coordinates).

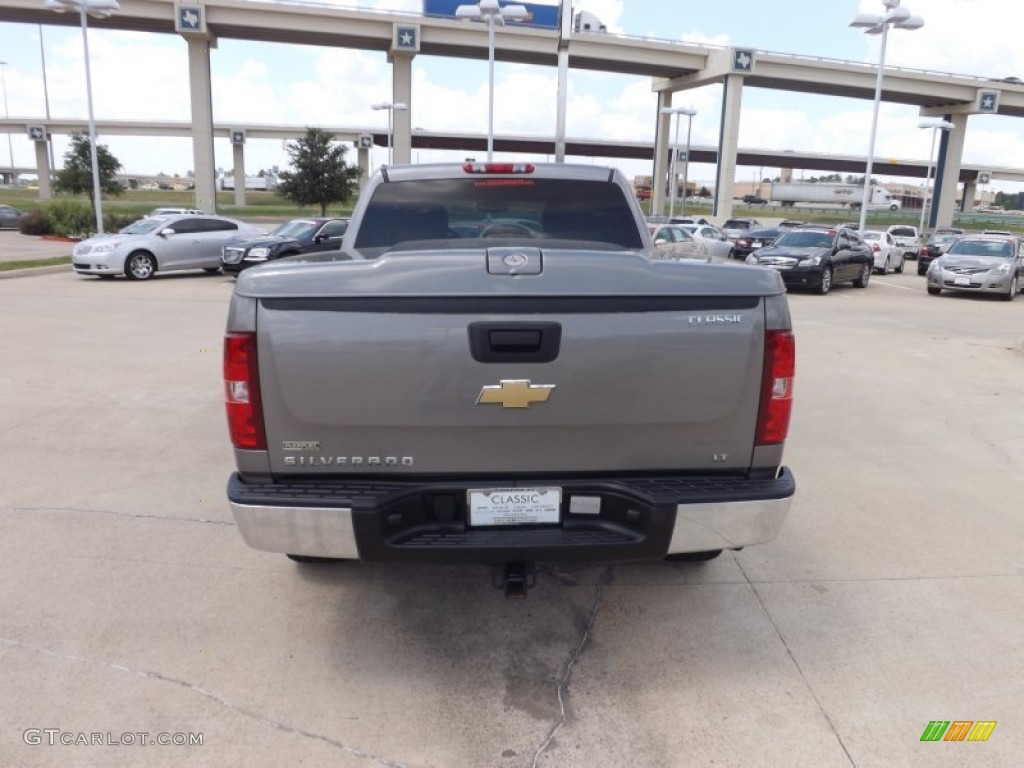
left=468, top=322, right=562, bottom=363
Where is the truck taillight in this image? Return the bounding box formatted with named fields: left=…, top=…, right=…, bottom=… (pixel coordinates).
left=462, top=162, right=535, bottom=174
left=224, top=332, right=266, bottom=450
left=755, top=330, right=795, bottom=446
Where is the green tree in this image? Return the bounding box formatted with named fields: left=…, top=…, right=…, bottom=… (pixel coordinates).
left=276, top=128, right=361, bottom=215
left=54, top=132, right=123, bottom=221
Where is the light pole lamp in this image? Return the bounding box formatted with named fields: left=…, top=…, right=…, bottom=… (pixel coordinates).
left=455, top=0, right=529, bottom=161
left=44, top=0, right=120, bottom=235
left=917, top=118, right=954, bottom=235
left=371, top=101, right=407, bottom=166
left=850, top=0, right=923, bottom=233
left=0, top=61, right=12, bottom=177
left=659, top=106, right=696, bottom=218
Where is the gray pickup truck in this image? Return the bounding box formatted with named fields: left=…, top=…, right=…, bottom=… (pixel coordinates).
left=224, top=162, right=796, bottom=597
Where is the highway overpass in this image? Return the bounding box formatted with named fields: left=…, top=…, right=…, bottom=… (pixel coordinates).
left=2, top=0, right=1022, bottom=222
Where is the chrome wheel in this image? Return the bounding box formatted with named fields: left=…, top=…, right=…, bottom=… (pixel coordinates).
left=817, top=267, right=833, bottom=295
left=125, top=252, right=156, bottom=280
left=853, top=263, right=871, bottom=288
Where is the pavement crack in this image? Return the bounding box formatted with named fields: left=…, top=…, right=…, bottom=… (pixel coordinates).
left=531, top=566, right=613, bottom=768
left=0, top=637, right=407, bottom=768
left=734, top=560, right=857, bottom=767
left=7, top=505, right=234, bottom=526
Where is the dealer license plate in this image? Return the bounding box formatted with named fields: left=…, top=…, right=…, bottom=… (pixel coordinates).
left=468, top=487, right=561, bottom=527
left=954, top=276, right=971, bottom=286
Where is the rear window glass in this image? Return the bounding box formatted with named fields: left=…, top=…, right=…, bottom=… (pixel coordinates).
left=723, top=219, right=750, bottom=229
left=889, top=227, right=916, bottom=237
left=353, top=178, right=643, bottom=255
left=774, top=231, right=834, bottom=248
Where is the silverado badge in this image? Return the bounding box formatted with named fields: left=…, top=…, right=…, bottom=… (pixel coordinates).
left=476, top=379, right=555, bottom=409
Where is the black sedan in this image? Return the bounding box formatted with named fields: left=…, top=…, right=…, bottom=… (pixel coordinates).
left=221, top=217, right=349, bottom=274
left=731, top=227, right=783, bottom=260
left=916, top=233, right=961, bottom=275
left=745, top=227, right=873, bottom=294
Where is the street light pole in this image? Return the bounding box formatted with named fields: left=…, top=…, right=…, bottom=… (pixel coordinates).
left=455, top=1, right=529, bottom=162
left=850, top=0, right=923, bottom=233
left=917, top=119, right=954, bottom=236
left=44, top=0, right=120, bottom=234
left=681, top=111, right=694, bottom=217
left=0, top=61, right=13, bottom=175
left=659, top=105, right=697, bottom=219
left=371, top=102, right=408, bottom=165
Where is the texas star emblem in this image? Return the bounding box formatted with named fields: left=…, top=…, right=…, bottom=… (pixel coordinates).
left=476, top=380, right=555, bottom=409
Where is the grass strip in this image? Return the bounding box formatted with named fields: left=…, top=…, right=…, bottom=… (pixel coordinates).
left=0, top=256, right=72, bottom=272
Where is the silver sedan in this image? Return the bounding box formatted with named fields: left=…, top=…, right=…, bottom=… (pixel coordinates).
left=926, top=235, right=1023, bottom=300
left=681, top=224, right=734, bottom=259
left=72, top=215, right=264, bottom=280
left=648, top=224, right=709, bottom=261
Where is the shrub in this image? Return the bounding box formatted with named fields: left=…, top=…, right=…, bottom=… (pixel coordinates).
left=19, top=210, right=52, bottom=236
left=105, top=212, right=142, bottom=232
left=47, top=200, right=95, bottom=238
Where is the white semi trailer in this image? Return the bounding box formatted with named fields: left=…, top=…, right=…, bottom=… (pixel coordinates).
left=770, top=182, right=901, bottom=210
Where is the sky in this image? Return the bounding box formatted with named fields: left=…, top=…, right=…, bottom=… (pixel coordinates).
left=1, top=0, right=1023, bottom=193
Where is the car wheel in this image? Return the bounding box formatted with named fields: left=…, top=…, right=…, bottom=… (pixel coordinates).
left=203, top=267, right=221, bottom=274
left=1002, top=276, right=1018, bottom=302
left=816, top=266, right=833, bottom=295
left=665, top=550, right=723, bottom=563
left=895, top=255, right=904, bottom=274
left=124, top=252, right=156, bottom=280
left=878, top=256, right=890, bottom=275
left=927, top=286, right=942, bottom=295
left=853, top=263, right=871, bottom=288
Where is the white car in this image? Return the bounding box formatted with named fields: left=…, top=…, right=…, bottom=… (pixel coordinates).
left=681, top=224, right=734, bottom=259
left=647, top=224, right=708, bottom=261
left=72, top=214, right=264, bottom=280
left=886, top=225, right=919, bottom=260
left=861, top=230, right=905, bottom=274
left=147, top=207, right=204, bottom=217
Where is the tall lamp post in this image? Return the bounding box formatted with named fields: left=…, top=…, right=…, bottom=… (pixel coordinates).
left=659, top=106, right=696, bottom=219
left=917, top=118, right=954, bottom=236
left=455, top=0, right=529, bottom=161
left=44, top=0, right=119, bottom=235
left=0, top=61, right=13, bottom=177
left=850, top=0, right=923, bottom=233
left=370, top=101, right=407, bottom=166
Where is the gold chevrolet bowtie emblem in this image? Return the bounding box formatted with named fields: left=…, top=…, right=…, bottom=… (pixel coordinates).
left=476, top=379, right=555, bottom=409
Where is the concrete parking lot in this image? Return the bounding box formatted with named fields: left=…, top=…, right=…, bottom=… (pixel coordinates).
left=1, top=267, right=1022, bottom=767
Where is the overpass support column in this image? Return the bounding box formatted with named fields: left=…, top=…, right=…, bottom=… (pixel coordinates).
left=33, top=138, right=52, bottom=200
left=932, top=115, right=967, bottom=227
left=357, top=146, right=370, bottom=189
left=651, top=91, right=672, bottom=217
left=714, top=74, right=743, bottom=220
left=231, top=142, right=246, bottom=207
left=184, top=37, right=218, bottom=213
left=960, top=179, right=977, bottom=213
left=388, top=24, right=419, bottom=166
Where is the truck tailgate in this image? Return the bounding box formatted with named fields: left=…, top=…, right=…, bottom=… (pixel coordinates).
left=250, top=253, right=771, bottom=475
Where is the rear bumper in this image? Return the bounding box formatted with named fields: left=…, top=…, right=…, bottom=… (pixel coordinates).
left=227, top=469, right=795, bottom=563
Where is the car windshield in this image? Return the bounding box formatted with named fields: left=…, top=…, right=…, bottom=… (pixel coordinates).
left=947, top=240, right=1014, bottom=258
left=773, top=231, right=834, bottom=248
left=120, top=218, right=167, bottom=235
left=353, top=178, right=644, bottom=256
left=928, top=234, right=958, bottom=245
left=723, top=220, right=750, bottom=229
left=889, top=227, right=916, bottom=237
left=272, top=220, right=318, bottom=239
